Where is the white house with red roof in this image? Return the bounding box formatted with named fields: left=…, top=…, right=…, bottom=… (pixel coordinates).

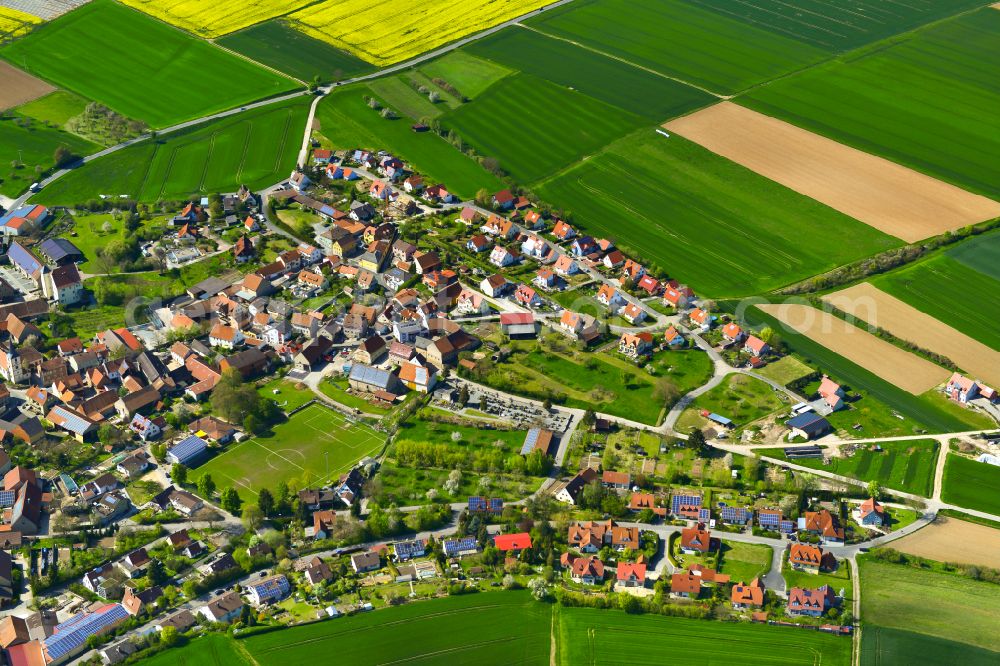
left=617, top=561, right=647, bottom=588
left=855, top=497, right=886, bottom=527
left=425, top=184, right=454, bottom=203
left=551, top=219, right=576, bottom=241
left=722, top=322, right=744, bottom=342
left=663, top=284, right=693, bottom=310
left=818, top=376, right=847, bottom=411
left=637, top=274, right=660, bottom=295
left=619, top=332, right=653, bottom=359
left=596, top=284, right=625, bottom=310
left=688, top=308, right=714, bottom=331
left=621, top=303, right=646, bottom=325
left=492, top=189, right=515, bottom=210
left=664, top=326, right=684, bottom=347
left=553, top=254, right=578, bottom=276
left=945, top=373, right=980, bottom=403
left=489, top=245, right=519, bottom=268
left=744, top=335, right=769, bottom=357
left=514, top=284, right=542, bottom=308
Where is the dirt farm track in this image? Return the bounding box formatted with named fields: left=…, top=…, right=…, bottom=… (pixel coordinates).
left=756, top=303, right=950, bottom=394
left=892, top=515, right=1000, bottom=569
left=824, top=283, right=1000, bottom=388
left=0, top=60, right=55, bottom=109
left=664, top=102, right=1000, bottom=243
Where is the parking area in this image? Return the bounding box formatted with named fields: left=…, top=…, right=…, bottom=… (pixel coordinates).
left=437, top=378, right=573, bottom=432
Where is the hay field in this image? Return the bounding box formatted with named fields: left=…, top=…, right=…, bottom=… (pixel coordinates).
left=893, top=516, right=1000, bottom=569
left=0, top=60, right=53, bottom=109
left=118, top=0, right=312, bottom=38
left=664, top=103, right=1000, bottom=242
left=288, top=0, right=538, bottom=66
left=756, top=303, right=949, bottom=394
left=742, top=9, right=1000, bottom=199
left=824, top=283, right=1000, bottom=387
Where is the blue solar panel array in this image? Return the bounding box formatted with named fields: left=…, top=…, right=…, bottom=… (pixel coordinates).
left=0, top=490, right=14, bottom=508
left=468, top=497, right=503, bottom=514
left=780, top=519, right=796, bottom=534
left=44, top=604, right=129, bottom=661
left=443, top=537, right=478, bottom=557
left=249, top=576, right=289, bottom=602
left=489, top=498, right=503, bottom=514
left=720, top=506, right=752, bottom=524
left=167, top=435, right=208, bottom=465
left=670, top=494, right=702, bottom=514
left=50, top=405, right=94, bottom=435
left=468, top=497, right=487, bottom=512
left=394, top=540, right=425, bottom=560
left=698, top=508, right=711, bottom=522
left=520, top=428, right=543, bottom=455
left=758, top=511, right=781, bottom=529
left=7, top=241, right=42, bottom=275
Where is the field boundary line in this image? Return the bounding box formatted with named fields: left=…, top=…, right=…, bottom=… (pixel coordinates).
left=514, top=23, right=725, bottom=99
left=198, top=131, right=219, bottom=191
left=235, top=121, right=253, bottom=182
left=272, top=110, right=292, bottom=173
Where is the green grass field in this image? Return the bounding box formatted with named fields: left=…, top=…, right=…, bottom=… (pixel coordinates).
left=0, top=0, right=296, bottom=128
left=197, top=402, right=385, bottom=502
left=537, top=130, right=899, bottom=296
left=243, top=592, right=550, bottom=664
left=745, top=306, right=990, bottom=434
left=947, top=229, right=1000, bottom=281
left=466, top=26, right=715, bottom=119
left=941, top=455, right=1000, bottom=516
left=368, top=75, right=446, bottom=120
left=36, top=97, right=308, bottom=204
left=526, top=0, right=828, bottom=94
left=59, top=212, right=164, bottom=271
left=718, top=541, right=772, bottom=582
left=872, top=254, right=1000, bottom=352
left=681, top=0, right=983, bottom=52
left=741, top=9, right=1000, bottom=198
left=0, top=113, right=99, bottom=196
left=420, top=51, right=513, bottom=98
left=765, top=440, right=938, bottom=497
left=315, top=86, right=504, bottom=199
left=862, top=625, right=1000, bottom=666
left=559, top=607, right=851, bottom=665
left=441, top=72, right=648, bottom=185
left=480, top=345, right=712, bottom=425
left=755, top=356, right=815, bottom=387
left=15, top=91, right=90, bottom=127
left=860, top=557, right=1000, bottom=655
left=217, top=19, right=375, bottom=83
left=141, top=634, right=249, bottom=666
left=676, top=374, right=787, bottom=432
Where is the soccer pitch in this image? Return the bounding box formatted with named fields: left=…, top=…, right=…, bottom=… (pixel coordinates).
left=197, top=403, right=385, bottom=501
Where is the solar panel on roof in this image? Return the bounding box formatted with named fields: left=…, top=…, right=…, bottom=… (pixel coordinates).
left=671, top=494, right=702, bottom=513
left=45, top=605, right=128, bottom=660
left=0, top=490, right=14, bottom=508
left=168, top=435, right=207, bottom=464
left=349, top=364, right=391, bottom=388
left=468, top=497, right=487, bottom=511
left=51, top=405, right=93, bottom=435
left=520, top=428, right=542, bottom=455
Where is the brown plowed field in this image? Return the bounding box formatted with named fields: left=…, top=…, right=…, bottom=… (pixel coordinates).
left=664, top=102, right=1000, bottom=243
left=824, top=283, right=1000, bottom=388
left=756, top=303, right=949, bottom=394
left=0, top=61, right=55, bottom=110
left=892, top=516, right=1000, bottom=569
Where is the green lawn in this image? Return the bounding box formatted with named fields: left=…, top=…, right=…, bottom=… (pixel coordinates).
left=0, top=113, right=99, bottom=196
left=537, top=130, right=899, bottom=296
left=420, top=51, right=513, bottom=98
left=718, top=541, right=772, bottom=583
left=61, top=212, right=166, bottom=272
left=559, top=607, right=851, bottom=665
left=741, top=8, right=1000, bottom=198
left=441, top=72, right=649, bottom=185
left=243, top=592, right=550, bottom=664
left=759, top=440, right=938, bottom=497
left=466, top=26, right=716, bottom=119
left=872, top=254, right=1000, bottom=352
left=755, top=356, right=815, bottom=387
left=862, top=625, right=1000, bottom=666
left=477, top=345, right=713, bottom=425
left=319, top=377, right=392, bottom=415
left=676, top=374, right=787, bottom=432
left=0, top=0, right=297, bottom=128
left=258, top=376, right=316, bottom=412
left=526, top=0, right=828, bottom=94
left=217, top=19, right=375, bottom=83
left=783, top=559, right=852, bottom=602
left=141, top=634, right=249, bottom=666
left=860, top=556, right=1000, bottom=654
left=197, top=402, right=385, bottom=502
left=315, top=85, right=504, bottom=200
left=745, top=306, right=990, bottom=434
left=36, top=97, right=308, bottom=205
left=942, top=455, right=1000, bottom=516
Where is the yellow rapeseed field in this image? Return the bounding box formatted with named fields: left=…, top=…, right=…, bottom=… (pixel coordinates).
left=288, top=0, right=539, bottom=66
left=118, top=0, right=313, bottom=38
left=0, top=6, right=41, bottom=39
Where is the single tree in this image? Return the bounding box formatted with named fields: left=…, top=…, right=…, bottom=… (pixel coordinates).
left=258, top=488, right=275, bottom=517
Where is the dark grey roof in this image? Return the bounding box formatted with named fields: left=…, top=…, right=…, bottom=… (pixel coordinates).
left=38, top=238, right=83, bottom=263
